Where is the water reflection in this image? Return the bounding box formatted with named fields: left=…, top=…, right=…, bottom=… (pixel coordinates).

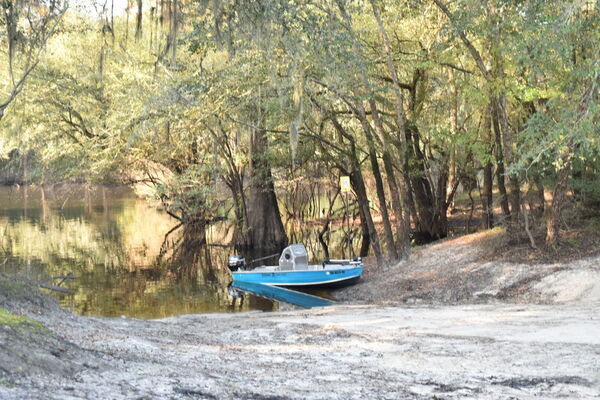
left=0, top=185, right=275, bottom=318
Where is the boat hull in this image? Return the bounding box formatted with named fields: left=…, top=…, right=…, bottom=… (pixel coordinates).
left=232, top=281, right=335, bottom=308
left=232, top=267, right=363, bottom=289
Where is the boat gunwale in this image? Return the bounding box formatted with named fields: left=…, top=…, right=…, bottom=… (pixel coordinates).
left=232, top=267, right=363, bottom=288
left=232, top=266, right=363, bottom=275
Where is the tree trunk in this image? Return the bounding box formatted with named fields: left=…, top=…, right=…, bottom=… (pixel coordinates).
left=135, top=0, right=143, bottom=41
left=358, top=102, right=397, bottom=261
left=382, top=153, right=410, bottom=257
left=317, top=190, right=338, bottom=260
left=370, top=99, right=410, bottom=259
left=111, top=0, right=115, bottom=43
left=227, top=170, right=249, bottom=252
left=482, top=163, right=494, bottom=229
left=40, top=185, right=48, bottom=224
left=405, top=125, right=449, bottom=240
left=546, top=151, right=573, bottom=245
left=125, top=0, right=130, bottom=44
left=482, top=107, right=494, bottom=229
left=170, top=0, right=178, bottom=64
left=489, top=1, right=520, bottom=227
left=369, top=99, right=410, bottom=259
left=534, top=174, right=545, bottom=219
left=245, top=115, right=288, bottom=258
left=448, top=69, right=459, bottom=212
left=349, top=158, right=384, bottom=265
left=356, top=204, right=370, bottom=258
left=491, top=102, right=511, bottom=220
left=434, top=161, right=450, bottom=237
left=497, top=94, right=521, bottom=225
left=6, top=3, right=17, bottom=81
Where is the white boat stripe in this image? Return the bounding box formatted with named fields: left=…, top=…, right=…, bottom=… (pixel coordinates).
left=248, top=275, right=361, bottom=286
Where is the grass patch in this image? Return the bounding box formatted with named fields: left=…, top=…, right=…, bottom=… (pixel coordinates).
left=0, top=307, right=44, bottom=331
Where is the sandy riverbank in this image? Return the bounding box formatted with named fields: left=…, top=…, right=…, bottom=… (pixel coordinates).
left=337, top=230, right=600, bottom=305
left=1, top=231, right=599, bottom=399
left=2, top=302, right=599, bottom=399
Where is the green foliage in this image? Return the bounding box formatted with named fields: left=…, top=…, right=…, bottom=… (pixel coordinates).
left=155, top=163, right=218, bottom=221
left=1, top=0, right=599, bottom=233
left=509, top=0, right=599, bottom=191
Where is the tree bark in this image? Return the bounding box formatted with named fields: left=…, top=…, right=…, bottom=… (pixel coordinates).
left=534, top=174, right=545, bottom=219
left=497, top=93, right=521, bottom=225
left=317, top=190, right=339, bottom=260
left=546, top=149, right=573, bottom=245
left=125, top=0, right=131, bottom=44
left=406, top=125, right=449, bottom=240
left=448, top=69, right=459, bottom=212
left=358, top=102, right=398, bottom=261
left=482, top=163, right=494, bottom=229
left=245, top=113, right=288, bottom=258
left=350, top=168, right=383, bottom=262
left=170, top=0, right=178, bottom=64
left=482, top=106, right=494, bottom=229
left=135, top=0, right=143, bottom=41
left=369, top=99, right=410, bottom=259
left=491, top=102, right=511, bottom=219
left=357, top=201, right=370, bottom=258
left=226, top=169, right=249, bottom=251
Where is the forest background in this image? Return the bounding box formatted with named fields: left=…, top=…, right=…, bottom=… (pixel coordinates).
left=1, top=0, right=598, bottom=268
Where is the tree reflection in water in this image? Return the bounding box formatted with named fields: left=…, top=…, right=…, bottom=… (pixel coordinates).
left=0, top=185, right=275, bottom=318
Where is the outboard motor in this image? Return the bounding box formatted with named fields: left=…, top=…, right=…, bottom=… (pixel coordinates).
left=227, top=255, right=246, bottom=271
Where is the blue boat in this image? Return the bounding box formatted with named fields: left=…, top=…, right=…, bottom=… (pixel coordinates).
left=232, top=281, right=335, bottom=308
left=228, top=244, right=364, bottom=289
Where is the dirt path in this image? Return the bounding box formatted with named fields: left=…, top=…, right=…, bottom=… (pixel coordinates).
left=1, top=302, right=599, bottom=399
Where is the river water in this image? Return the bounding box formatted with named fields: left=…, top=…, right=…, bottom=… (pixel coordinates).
left=0, top=185, right=278, bottom=318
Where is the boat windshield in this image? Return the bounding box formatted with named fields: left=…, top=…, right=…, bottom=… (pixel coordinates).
left=278, top=244, right=309, bottom=270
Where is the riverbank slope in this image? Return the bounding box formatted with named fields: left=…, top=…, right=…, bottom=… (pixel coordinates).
left=1, top=230, right=599, bottom=399
left=337, top=228, right=600, bottom=305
